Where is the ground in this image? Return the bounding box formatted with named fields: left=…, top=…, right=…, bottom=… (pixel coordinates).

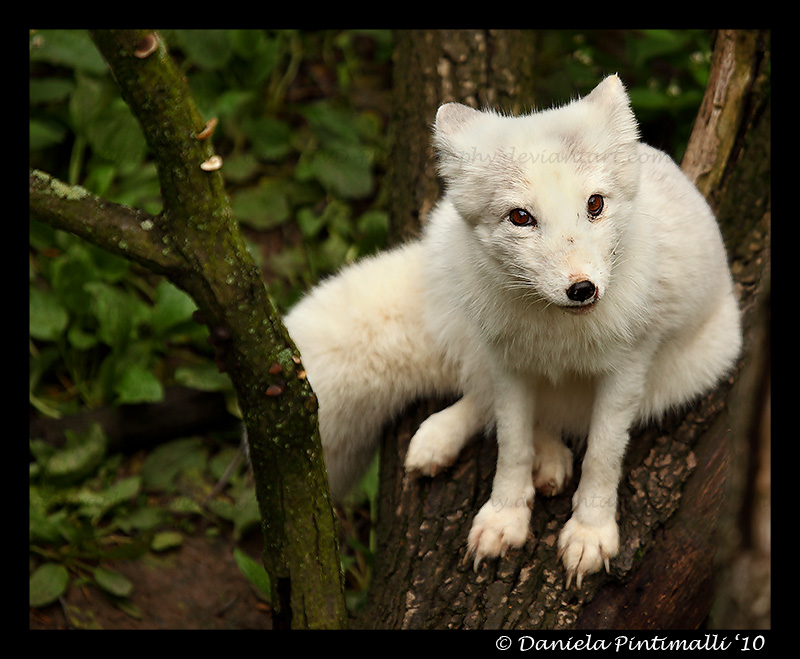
left=29, top=524, right=271, bottom=630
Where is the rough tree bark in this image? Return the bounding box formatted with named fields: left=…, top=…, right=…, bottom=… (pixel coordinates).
left=356, top=29, right=770, bottom=630
left=29, top=29, right=347, bottom=629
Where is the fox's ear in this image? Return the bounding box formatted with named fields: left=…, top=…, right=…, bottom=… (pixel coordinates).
left=432, top=103, right=486, bottom=182
left=583, top=74, right=639, bottom=144
left=585, top=74, right=628, bottom=103
left=433, top=103, right=483, bottom=159
left=434, top=102, right=482, bottom=137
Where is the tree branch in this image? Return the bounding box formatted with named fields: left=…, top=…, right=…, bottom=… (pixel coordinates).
left=30, top=29, right=347, bottom=629
left=682, top=30, right=766, bottom=203
left=29, top=169, right=180, bottom=276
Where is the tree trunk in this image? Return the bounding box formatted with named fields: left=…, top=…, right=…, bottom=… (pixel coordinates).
left=29, top=29, right=347, bottom=629
left=356, top=29, right=770, bottom=630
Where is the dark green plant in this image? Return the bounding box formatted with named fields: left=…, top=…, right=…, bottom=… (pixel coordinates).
left=30, top=29, right=392, bottom=415
left=30, top=421, right=259, bottom=619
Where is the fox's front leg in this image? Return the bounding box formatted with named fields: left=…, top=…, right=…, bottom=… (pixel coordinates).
left=405, top=392, right=488, bottom=477
left=467, top=371, right=535, bottom=569
left=558, top=361, right=648, bottom=587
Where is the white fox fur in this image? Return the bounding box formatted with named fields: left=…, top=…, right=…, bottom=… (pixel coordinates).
left=284, top=75, right=741, bottom=587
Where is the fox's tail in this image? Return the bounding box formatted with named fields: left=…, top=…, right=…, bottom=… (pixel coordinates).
left=284, top=241, right=457, bottom=499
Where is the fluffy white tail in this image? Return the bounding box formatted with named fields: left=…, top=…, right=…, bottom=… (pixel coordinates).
left=284, top=242, right=457, bottom=499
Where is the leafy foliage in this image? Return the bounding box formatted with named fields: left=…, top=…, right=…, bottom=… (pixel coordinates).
left=30, top=423, right=259, bottom=617
left=29, top=28, right=393, bottom=622
left=30, top=222, right=209, bottom=413
left=30, top=28, right=393, bottom=413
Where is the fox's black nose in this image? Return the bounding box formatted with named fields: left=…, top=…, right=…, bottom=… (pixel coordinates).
left=567, top=280, right=596, bottom=302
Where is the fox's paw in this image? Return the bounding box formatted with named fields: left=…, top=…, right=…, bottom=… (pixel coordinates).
left=532, top=434, right=573, bottom=496
left=557, top=515, right=619, bottom=588
left=405, top=414, right=466, bottom=477
left=466, top=497, right=532, bottom=571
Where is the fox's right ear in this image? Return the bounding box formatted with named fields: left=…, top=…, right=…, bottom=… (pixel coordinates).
left=433, top=103, right=482, bottom=156
left=432, top=103, right=504, bottom=224
left=433, top=103, right=484, bottom=181
left=434, top=102, right=482, bottom=137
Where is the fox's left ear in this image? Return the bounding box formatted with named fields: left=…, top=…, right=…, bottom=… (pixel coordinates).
left=584, top=75, right=639, bottom=145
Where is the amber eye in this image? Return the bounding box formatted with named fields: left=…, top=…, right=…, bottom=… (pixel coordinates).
left=508, top=208, right=537, bottom=227
left=587, top=194, right=604, bottom=218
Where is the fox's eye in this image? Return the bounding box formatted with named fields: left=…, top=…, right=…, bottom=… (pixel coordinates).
left=508, top=208, right=537, bottom=227
left=587, top=194, right=604, bottom=218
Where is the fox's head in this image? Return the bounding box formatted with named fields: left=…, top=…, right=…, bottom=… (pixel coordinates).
left=433, top=75, right=641, bottom=312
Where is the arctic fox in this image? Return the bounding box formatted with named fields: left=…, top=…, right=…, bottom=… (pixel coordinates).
left=284, top=75, right=742, bottom=587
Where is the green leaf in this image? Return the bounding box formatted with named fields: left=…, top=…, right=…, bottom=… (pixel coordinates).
left=67, top=325, right=98, bottom=350
left=173, top=29, right=233, bottom=70
left=296, top=207, right=328, bottom=240
left=167, top=496, right=204, bottom=515
left=301, top=102, right=363, bottom=145
left=29, top=30, right=108, bottom=75
left=151, top=280, right=197, bottom=336
left=62, top=603, right=103, bottom=629
left=174, top=362, right=232, bottom=393
left=231, top=179, right=291, bottom=230
left=29, top=118, right=67, bottom=151
left=85, top=281, right=150, bottom=348
left=233, top=547, right=271, bottom=600
left=113, top=362, right=164, bottom=404
left=69, top=475, right=141, bottom=520
left=114, top=599, right=144, bottom=621
left=86, top=97, right=148, bottom=165
left=141, top=437, right=207, bottom=492
left=107, top=163, right=162, bottom=214
left=229, top=29, right=268, bottom=58
left=296, top=144, right=374, bottom=199
left=69, top=73, right=107, bottom=137
left=311, top=232, right=352, bottom=274
left=29, top=77, right=75, bottom=105
left=245, top=116, right=294, bottom=161
left=92, top=566, right=134, bottom=598
left=44, top=423, right=107, bottom=485
left=151, top=531, right=184, bottom=552
left=207, top=493, right=260, bottom=541
left=29, top=286, right=69, bottom=341
left=30, top=487, right=72, bottom=545
left=219, top=153, right=261, bottom=184
left=30, top=563, right=70, bottom=608
left=83, top=163, right=117, bottom=198
left=228, top=30, right=281, bottom=85
left=88, top=244, right=131, bottom=282
left=631, top=29, right=691, bottom=66
left=115, top=506, right=168, bottom=534
left=50, top=243, right=96, bottom=315
left=356, top=209, right=389, bottom=254
left=628, top=87, right=670, bottom=112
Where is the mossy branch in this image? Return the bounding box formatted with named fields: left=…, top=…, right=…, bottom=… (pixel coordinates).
left=29, top=169, right=178, bottom=275
left=29, top=29, right=347, bottom=629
